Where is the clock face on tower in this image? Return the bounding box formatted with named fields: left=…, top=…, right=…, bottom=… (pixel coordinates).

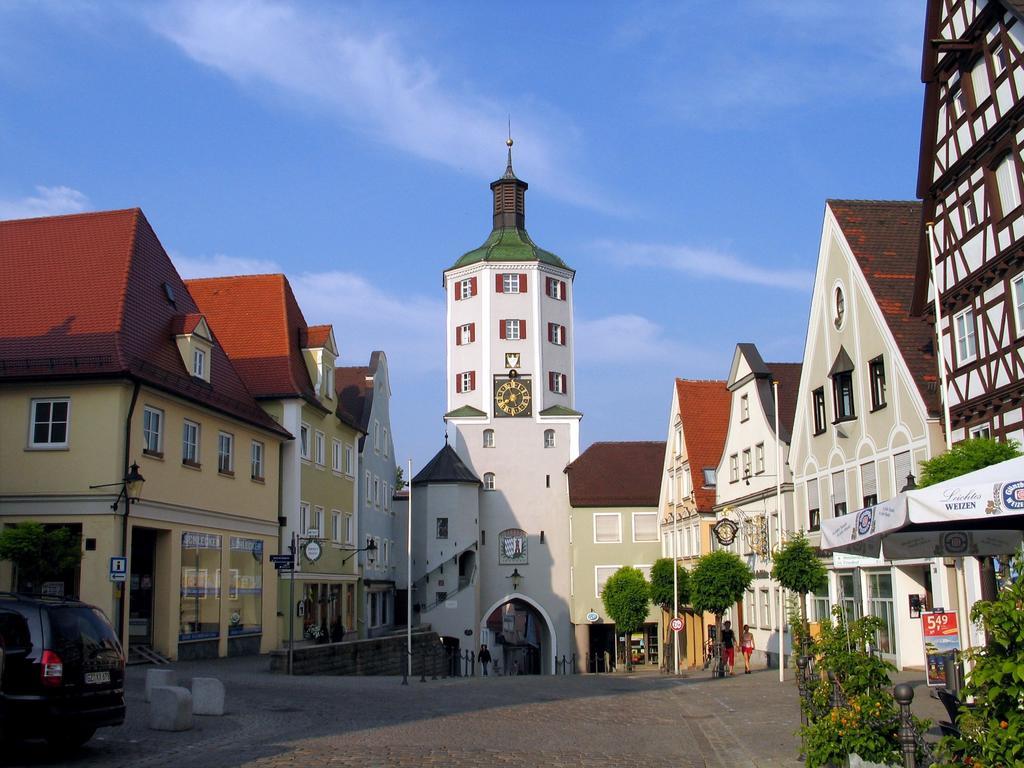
left=494, top=377, right=532, bottom=417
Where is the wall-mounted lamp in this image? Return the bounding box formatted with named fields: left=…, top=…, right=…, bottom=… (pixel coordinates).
left=508, top=567, right=523, bottom=591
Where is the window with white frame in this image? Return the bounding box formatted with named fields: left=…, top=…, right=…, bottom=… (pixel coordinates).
left=314, top=430, right=325, bottom=466
left=951, top=81, right=966, bottom=117
left=545, top=277, right=566, bottom=300
left=594, top=513, right=622, bottom=543
left=332, top=438, right=342, bottom=472
left=729, top=454, right=739, bottom=482
left=755, top=443, right=765, bottom=474
left=970, top=56, right=991, bottom=106
left=344, top=512, right=354, bottom=544
left=373, top=476, right=380, bottom=506
left=1011, top=272, right=1024, bottom=336
left=595, top=566, right=619, bottom=597
left=217, top=431, right=234, bottom=474
left=192, top=347, right=206, bottom=379
left=456, top=371, right=475, bottom=393
left=332, top=510, right=341, bottom=542
left=251, top=440, right=265, bottom=480
left=547, top=323, right=566, bottom=345
left=954, top=306, right=977, bottom=365
left=501, top=273, right=522, bottom=293
left=299, top=423, right=310, bottom=460
left=142, top=406, right=163, bottom=455
left=299, top=502, right=310, bottom=535
left=383, top=427, right=389, bottom=457
left=832, top=470, right=848, bottom=518
left=503, top=319, right=524, bottom=340
left=483, top=472, right=495, bottom=491
left=384, top=484, right=391, bottom=512
left=740, top=394, right=749, bottom=421
left=894, top=450, right=914, bottom=493
left=323, top=362, right=334, bottom=399
left=182, top=419, right=200, bottom=465
left=994, top=43, right=1008, bottom=75
left=457, top=277, right=476, bottom=300
left=30, top=398, right=70, bottom=449
left=745, top=589, right=756, bottom=623
left=742, top=448, right=752, bottom=479
left=674, top=426, right=682, bottom=456
left=373, top=420, right=380, bottom=452
left=544, top=429, right=555, bottom=448
left=869, top=356, right=887, bottom=410
left=760, top=588, right=772, bottom=629
left=969, top=424, right=992, bottom=439
left=633, top=512, right=658, bottom=542
left=344, top=444, right=354, bottom=476
left=312, top=505, right=324, bottom=536
left=436, top=517, right=448, bottom=539
left=995, top=153, right=1021, bottom=216
left=548, top=371, right=567, bottom=394
left=457, top=323, right=475, bottom=345
left=483, top=429, right=495, bottom=448
left=365, top=471, right=372, bottom=504
left=861, top=461, right=878, bottom=508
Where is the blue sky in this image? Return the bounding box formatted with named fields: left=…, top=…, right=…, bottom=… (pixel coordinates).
left=0, top=1, right=926, bottom=469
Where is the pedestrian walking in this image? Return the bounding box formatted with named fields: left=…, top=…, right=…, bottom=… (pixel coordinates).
left=740, top=624, right=754, bottom=674
left=479, top=644, right=492, bottom=676
left=721, top=620, right=736, bottom=676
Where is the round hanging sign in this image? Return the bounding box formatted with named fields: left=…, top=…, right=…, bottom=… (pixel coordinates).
left=712, top=518, right=739, bottom=547
left=586, top=611, right=600, bottom=623
left=304, top=540, right=322, bottom=562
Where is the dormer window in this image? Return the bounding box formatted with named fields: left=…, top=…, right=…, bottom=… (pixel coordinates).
left=322, top=360, right=335, bottom=399
left=193, top=348, right=206, bottom=378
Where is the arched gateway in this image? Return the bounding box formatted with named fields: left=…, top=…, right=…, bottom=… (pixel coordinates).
left=479, top=593, right=556, bottom=675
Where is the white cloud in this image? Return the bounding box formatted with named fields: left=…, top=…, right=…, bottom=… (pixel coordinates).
left=142, top=0, right=609, bottom=211
left=0, top=185, right=90, bottom=220
left=576, top=313, right=697, bottom=367
left=592, top=239, right=811, bottom=290
left=170, top=251, right=280, bottom=278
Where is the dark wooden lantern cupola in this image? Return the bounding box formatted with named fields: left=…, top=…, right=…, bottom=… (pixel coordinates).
left=490, top=138, right=528, bottom=231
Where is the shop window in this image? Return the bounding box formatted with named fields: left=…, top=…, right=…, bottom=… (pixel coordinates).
left=228, top=537, right=263, bottom=637
left=179, top=532, right=222, bottom=642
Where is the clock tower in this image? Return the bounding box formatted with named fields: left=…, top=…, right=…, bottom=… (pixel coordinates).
left=441, top=140, right=580, bottom=673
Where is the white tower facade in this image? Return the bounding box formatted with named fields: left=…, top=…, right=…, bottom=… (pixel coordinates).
left=443, top=144, right=580, bottom=673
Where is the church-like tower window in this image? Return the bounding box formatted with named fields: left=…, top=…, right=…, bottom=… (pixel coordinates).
left=548, top=323, right=565, bottom=345
left=457, top=323, right=475, bottom=346
left=543, top=429, right=555, bottom=449
left=500, top=319, right=526, bottom=340
left=548, top=372, right=567, bottom=394
left=496, top=273, right=526, bottom=294
left=456, top=277, right=477, bottom=300
left=483, top=472, right=495, bottom=491
left=483, top=429, right=495, bottom=448
left=545, top=277, right=566, bottom=300
left=456, top=371, right=476, bottom=393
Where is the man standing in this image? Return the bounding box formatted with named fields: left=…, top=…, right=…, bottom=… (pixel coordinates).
left=479, top=644, right=492, bottom=676
left=721, top=620, right=736, bottom=676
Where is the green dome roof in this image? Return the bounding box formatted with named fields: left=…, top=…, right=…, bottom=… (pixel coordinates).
left=451, top=226, right=570, bottom=270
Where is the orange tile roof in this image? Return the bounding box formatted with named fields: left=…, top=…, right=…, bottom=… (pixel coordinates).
left=0, top=209, right=287, bottom=436
left=566, top=441, right=666, bottom=507
left=676, top=379, right=731, bottom=511
left=185, top=274, right=323, bottom=408
left=302, top=324, right=332, bottom=349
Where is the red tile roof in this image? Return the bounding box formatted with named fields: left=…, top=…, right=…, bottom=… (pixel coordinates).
left=185, top=274, right=324, bottom=410
left=302, top=324, right=332, bottom=349
left=566, top=441, right=666, bottom=507
left=828, top=200, right=941, bottom=416
left=335, top=365, right=372, bottom=436
left=676, top=379, right=731, bottom=511
left=0, top=209, right=287, bottom=436
left=169, top=313, right=207, bottom=337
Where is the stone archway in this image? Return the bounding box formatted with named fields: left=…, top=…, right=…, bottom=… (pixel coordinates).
left=479, top=592, right=556, bottom=674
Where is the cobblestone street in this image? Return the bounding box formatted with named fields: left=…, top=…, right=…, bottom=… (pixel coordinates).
left=3, top=656, right=812, bottom=768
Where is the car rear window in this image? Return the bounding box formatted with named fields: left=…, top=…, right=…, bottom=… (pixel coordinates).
left=48, top=607, right=119, bottom=662
left=0, top=611, right=32, bottom=651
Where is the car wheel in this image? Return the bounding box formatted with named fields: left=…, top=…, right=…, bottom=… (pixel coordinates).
left=46, top=726, right=96, bottom=750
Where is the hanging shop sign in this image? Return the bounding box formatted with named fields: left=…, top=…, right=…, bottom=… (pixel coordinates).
left=712, top=518, right=739, bottom=546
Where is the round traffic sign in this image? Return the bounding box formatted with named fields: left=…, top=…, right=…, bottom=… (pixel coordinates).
left=586, top=611, right=600, bottom=623
left=670, top=617, right=684, bottom=632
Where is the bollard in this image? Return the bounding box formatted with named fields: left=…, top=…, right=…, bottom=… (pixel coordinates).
left=463, top=650, right=469, bottom=678
left=561, top=654, right=567, bottom=674
left=571, top=652, right=577, bottom=674
left=894, top=683, right=916, bottom=768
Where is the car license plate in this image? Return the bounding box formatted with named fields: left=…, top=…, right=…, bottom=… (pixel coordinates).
left=85, top=671, right=110, bottom=684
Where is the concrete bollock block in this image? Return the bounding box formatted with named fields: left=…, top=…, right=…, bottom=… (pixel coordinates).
left=144, top=668, right=175, bottom=703
left=149, top=686, right=193, bottom=732
left=191, top=677, right=225, bottom=716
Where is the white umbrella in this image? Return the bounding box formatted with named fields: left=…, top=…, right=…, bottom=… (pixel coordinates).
left=820, top=455, right=1024, bottom=558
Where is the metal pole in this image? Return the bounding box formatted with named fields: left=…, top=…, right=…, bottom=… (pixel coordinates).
left=775, top=379, right=785, bottom=683
left=288, top=530, right=296, bottom=676
left=672, top=513, right=680, bottom=675
left=406, top=459, right=413, bottom=682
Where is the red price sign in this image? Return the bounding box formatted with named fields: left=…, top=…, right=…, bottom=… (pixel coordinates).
left=922, top=611, right=958, bottom=637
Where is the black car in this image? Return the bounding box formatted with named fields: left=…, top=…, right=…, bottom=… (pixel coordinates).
left=0, top=593, right=125, bottom=748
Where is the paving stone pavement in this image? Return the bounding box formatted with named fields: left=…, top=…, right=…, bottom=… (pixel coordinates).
left=0, top=657, right=874, bottom=768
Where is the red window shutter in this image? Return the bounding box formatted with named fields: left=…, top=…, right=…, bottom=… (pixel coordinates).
left=547, top=323, right=553, bottom=343
left=548, top=372, right=555, bottom=391
left=469, top=323, right=475, bottom=343
left=561, top=374, right=567, bottom=392
left=499, top=320, right=507, bottom=339
left=456, top=375, right=462, bottom=393
left=454, top=282, right=462, bottom=301
left=520, top=319, right=526, bottom=339
left=470, top=371, right=476, bottom=391
left=470, top=277, right=477, bottom=296
left=559, top=280, right=566, bottom=300
left=519, top=274, right=527, bottom=293
left=495, top=274, right=504, bottom=293
left=456, top=326, right=462, bottom=346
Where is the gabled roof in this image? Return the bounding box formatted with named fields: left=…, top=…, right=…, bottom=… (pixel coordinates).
left=301, top=324, right=335, bottom=352
left=445, top=405, right=487, bottom=418
left=0, top=209, right=287, bottom=436
left=565, top=441, right=665, bottom=507
left=766, top=362, right=802, bottom=441
left=675, top=379, right=731, bottom=511
left=335, top=365, right=372, bottom=433
left=412, top=443, right=480, bottom=486
left=828, top=200, right=941, bottom=416
left=539, top=404, right=582, bottom=417
left=185, top=274, right=327, bottom=412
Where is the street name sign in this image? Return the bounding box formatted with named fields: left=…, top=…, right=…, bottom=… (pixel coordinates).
left=270, top=554, right=294, bottom=571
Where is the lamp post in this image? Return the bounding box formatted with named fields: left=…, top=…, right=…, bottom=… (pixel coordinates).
left=90, top=462, right=145, bottom=642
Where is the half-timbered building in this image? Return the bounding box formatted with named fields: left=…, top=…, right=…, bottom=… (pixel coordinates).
left=916, top=0, right=1024, bottom=444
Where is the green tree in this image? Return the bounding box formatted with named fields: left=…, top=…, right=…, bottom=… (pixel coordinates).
left=649, top=557, right=691, bottom=671
left=917, top=437, right=1021, bottom=487
left=395, top=465, right=406, bottom=491
left=601, top=566, right=650, bottom=671
left=771, top=532, right=828, bottom=651
left=0, top=522, right=81, bottom=592
left=691, top=550, right=753, bottom=661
